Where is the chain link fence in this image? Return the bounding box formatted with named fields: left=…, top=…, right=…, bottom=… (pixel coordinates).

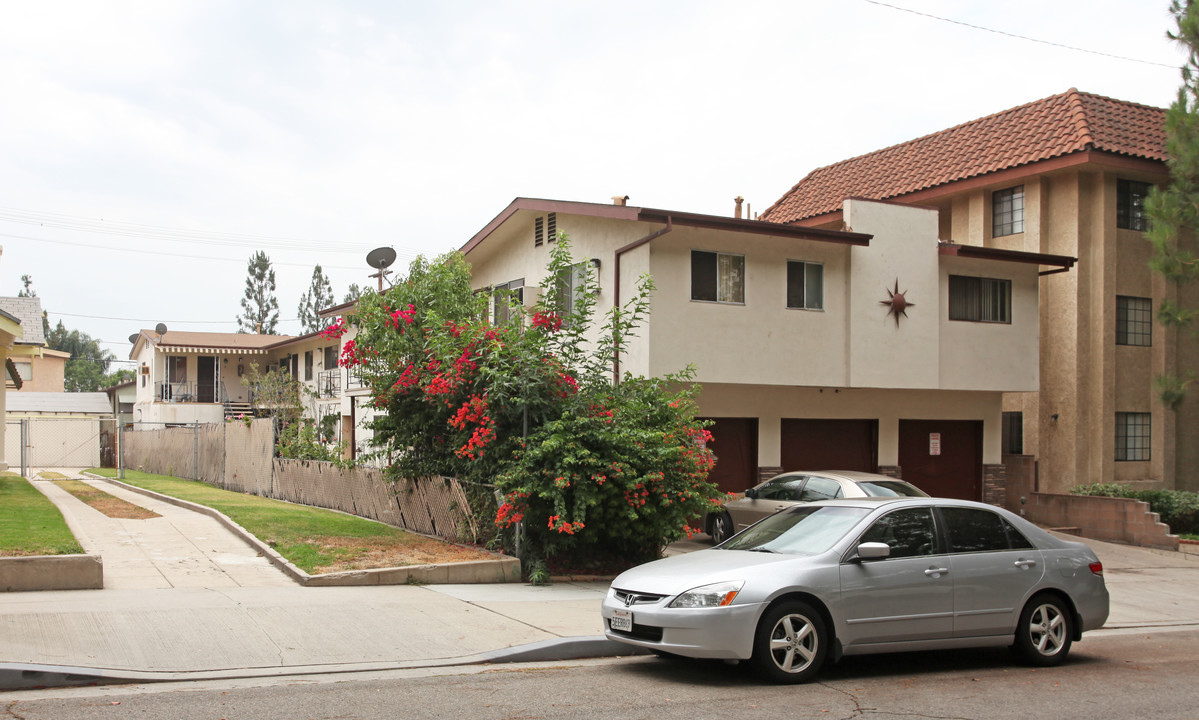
left=5, top=416, right=115, bottom=475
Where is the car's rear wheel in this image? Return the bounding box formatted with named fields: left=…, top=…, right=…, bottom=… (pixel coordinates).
left=752, top=600, right=828, bottom=683
left=710, top=511, right=734, bottom=544
left=1014, top=594, right=1073, bottom=666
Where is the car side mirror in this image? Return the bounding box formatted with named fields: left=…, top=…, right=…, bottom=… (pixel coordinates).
left=857, top=542, right=890, bottom=561
left=745, top=488, right=759, bottom=500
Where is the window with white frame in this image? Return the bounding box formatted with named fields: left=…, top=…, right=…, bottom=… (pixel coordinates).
left=1115, top=412, right=1150, bottom=461
left=691, top=250, right=744, bottom=304
left=1116, top=295, right=1152, bottom=346
left=556, top=261, right=590, bottom=326
left=992, top=186, right=1025, bottom=237
left=786, top=260, right=824, bottom=310
left=493, top=279, right=524, bottom=325
left=949, top=275, right=1011, bottom=323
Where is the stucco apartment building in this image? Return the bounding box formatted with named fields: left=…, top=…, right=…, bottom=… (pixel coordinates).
left=461, top=196, right=1073, bottom=503
left=761, top=89, right=1194, bottom=494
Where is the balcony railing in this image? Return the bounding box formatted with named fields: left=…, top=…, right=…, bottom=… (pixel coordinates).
left=317, top=370, right=342, bottom=399
left=155, top=381, right=224, bottom=404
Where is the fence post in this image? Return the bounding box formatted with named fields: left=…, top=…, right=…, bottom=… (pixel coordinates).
left=193, top=422, right=199, bottom=481
left=19, top=419, right=28, bottom=477
left=117, top=419, right=124, bottom=479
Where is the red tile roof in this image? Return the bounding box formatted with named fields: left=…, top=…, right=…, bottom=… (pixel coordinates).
left=761, top=89, right=1167, bottom=225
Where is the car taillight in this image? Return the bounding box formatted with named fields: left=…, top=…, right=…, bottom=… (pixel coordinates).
left=1089, top=561, right=1104, bottom=576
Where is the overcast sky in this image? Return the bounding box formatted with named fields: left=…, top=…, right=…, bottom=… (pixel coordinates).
left=0, top=0, right=1185, bottom=368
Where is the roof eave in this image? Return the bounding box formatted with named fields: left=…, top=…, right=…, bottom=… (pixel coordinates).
left=938, top=242, right=1077, bottom=270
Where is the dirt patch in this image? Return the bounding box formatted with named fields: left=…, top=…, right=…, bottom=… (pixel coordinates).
left=305, top=535, right=498, bottom=574
left=53, top=480, right=161, bottom=520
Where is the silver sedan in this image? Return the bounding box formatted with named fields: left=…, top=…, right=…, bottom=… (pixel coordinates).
left=706, top=470, right=928, bottom=544
left=603, top=497, right=1109, bottom=684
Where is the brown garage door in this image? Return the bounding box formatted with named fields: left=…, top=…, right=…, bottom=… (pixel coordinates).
left=701, top=417, right=759, bottom=494
left=780, top=419, right=878, bottom=473
left=898, top=419, right=982, bottom=500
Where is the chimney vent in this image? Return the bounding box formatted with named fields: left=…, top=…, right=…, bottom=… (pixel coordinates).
left=612, top=195, right=629, bottom=206
left=734, top=196, right=744, bottom=219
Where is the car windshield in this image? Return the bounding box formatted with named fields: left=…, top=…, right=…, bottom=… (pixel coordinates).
left=858, top=481, right=928, bottom=498
left=720, top=505, right=871, bottom=555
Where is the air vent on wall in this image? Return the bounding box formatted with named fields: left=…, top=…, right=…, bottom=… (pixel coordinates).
left=547, top=212, right=557, bottom=243
left=535, top=217, right=544, bottom=247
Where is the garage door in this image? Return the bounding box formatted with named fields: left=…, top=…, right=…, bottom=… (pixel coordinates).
left=780, top=419, right=878, bottom=473
left=898, top=419, right=981, bottom=500
left=701, top=417, right=758, bottom=494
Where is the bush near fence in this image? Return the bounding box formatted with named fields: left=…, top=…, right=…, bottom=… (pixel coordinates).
left=121, top=419, right=485, bottom=545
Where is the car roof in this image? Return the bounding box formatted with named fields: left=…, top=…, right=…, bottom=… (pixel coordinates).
left=798, top=496, right=1010, bottom=512
left=769, top=470, right=918, bottom=485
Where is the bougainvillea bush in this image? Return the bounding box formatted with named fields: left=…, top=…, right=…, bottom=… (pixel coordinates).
left=330, top=239, right=720, bottom=567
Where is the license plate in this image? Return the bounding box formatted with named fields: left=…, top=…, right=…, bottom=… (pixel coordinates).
left=611, top=608, right=632, bottom=632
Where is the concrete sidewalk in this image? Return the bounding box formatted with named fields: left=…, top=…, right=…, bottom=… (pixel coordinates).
left=2, top=470, right=1198, bottom=690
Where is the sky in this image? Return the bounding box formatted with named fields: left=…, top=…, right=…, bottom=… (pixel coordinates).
left=0, top=0, right=1187, bottom=370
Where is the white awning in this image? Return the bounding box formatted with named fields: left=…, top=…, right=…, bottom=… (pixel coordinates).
left=156, top=346, right=270, bottom=355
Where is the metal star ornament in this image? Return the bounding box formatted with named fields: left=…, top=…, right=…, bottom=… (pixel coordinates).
left=880, top=279, right=914, bottom=326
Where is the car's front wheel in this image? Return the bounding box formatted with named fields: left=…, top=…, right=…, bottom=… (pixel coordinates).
left=709, top=511, right=734, bottom=544
left=1014, top=594, right=1073, bottom=666
left=752, top=600, right=828, bottom=683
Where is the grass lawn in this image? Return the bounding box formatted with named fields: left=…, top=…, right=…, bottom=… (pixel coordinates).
left=0, top=473, right=85, bottom=557
left=87, top=469, right=495, bottom=574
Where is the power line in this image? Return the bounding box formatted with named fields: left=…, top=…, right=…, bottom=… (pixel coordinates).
left=864, top=0, right=1177, bottom=69
left=0, top=232, right=398, bottom=271
left=0, top=205, right=428, bottom=258
left=48, top=310, right=302, bottom=324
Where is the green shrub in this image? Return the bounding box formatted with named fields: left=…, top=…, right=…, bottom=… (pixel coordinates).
left=1071, top=483, right=1199, bottom=535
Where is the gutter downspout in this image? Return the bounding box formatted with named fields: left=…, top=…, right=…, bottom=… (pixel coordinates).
left=612, top=216, right=672, bottom=383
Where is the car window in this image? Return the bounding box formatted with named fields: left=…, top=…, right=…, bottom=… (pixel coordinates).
left=942, top=507, right=1013, bottom=553
left=1001, top=516, right=1036, bottom=550
left=858, top=480, right=928, bottom=498
left=757, top=476, right=805, bottom=501
left=858, top=507, right=938, bottom=559
left=722, top=505, right=871, bottom=555
left=798, top=476, right=842, bottom=502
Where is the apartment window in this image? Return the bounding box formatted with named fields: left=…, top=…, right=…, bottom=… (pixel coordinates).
left=324, top=345, right=336, bottom=369
left=556, top=261, right=589, bottom=325
left=1116, top=296, right=1152, bottom=346
left=304, top=350, right=314, bottom=381
left=1002, top=411, right=1023, bottom=455
left=493, top=279, right=524, bottom=325
left=949, top=275, right=1011, bottom=323
left=786, top=261, right=824, bottom=310
left=1115, top=412, right=1151, bottom=461
left=1117, top=179, right=1152, bottom=231
left=691, top=250, right=744, bottom=304
left=992, top=185, right=1025, bottom=237
left=12, top=361, right=32, bottom=381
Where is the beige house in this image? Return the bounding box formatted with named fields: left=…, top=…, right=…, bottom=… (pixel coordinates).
left=0, top=296, right=53, bottom=471
left=460, top=196, right=1073, bottom=503
left=5, top=347, right=68, bottom=392
left=761, top=89, right=1192, bottom=494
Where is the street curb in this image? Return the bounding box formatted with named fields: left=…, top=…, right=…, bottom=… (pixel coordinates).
left=0, top=637, right=646, bottom=691
left=86, top=474, right=521, bottom=586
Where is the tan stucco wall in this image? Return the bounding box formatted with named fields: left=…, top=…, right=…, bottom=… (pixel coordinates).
left=936, top=166, right=1191, bottom=493
left=9, top=351, right=67, bottom=392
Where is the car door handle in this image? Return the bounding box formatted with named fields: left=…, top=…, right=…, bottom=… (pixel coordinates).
left=924, top=567, right=949, bottom=577
left=1014, top=559, right=1037, bottom=569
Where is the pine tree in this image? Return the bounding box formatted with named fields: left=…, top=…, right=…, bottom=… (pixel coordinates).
left=344, top=283, right=364, bottom=303
left=17, top=274, right=50, bottom=336
left=237, top=251, right=279, bottom=334
left=1147, top=0, right=1199, bottom=407
left=297, top=265, right=335, bottom=333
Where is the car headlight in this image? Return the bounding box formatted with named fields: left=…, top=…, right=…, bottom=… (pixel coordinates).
left=669, top=580, right=744, bottom=608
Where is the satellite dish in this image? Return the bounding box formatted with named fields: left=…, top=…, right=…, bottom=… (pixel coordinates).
left=128, top=333, right=139, bottom=344
left=155, top=323, right=168, bottom=336
left=366, top=247, right=397, bottom=270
